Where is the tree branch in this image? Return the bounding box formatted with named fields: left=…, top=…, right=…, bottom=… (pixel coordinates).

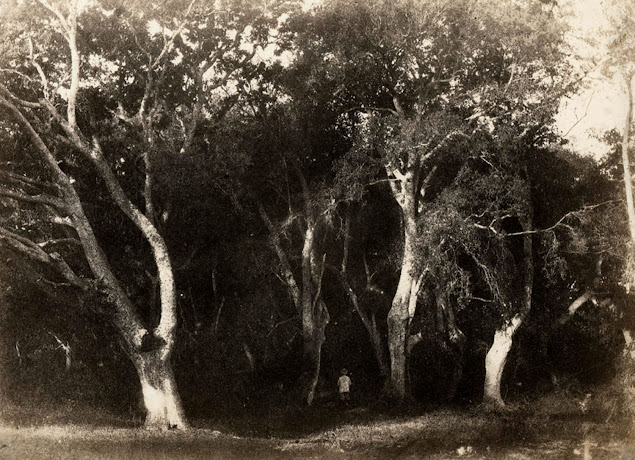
left=0, top=226, right=88, bottom=290
left=0, top=170, right=59, bottom=193
left=259, top=203, right=302, bottom=311
left=0, top=83, right=43, bottom=109
left=473, top=200, right=621, bottom=237
left=420, top=130, right=467, bottom=164
left=36, top=0, right=71, bottom=37
left=0, top=186, right=67, bottom=210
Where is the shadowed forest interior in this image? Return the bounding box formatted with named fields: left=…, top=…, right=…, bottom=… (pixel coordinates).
left=0, top=1, right=634, bottom=457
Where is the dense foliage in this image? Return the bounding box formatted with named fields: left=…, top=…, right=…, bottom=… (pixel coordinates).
left=0, top=0, right=631, bottom=427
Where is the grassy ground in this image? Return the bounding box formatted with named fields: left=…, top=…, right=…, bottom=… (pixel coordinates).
left=0, top=399, right=633, bottom=459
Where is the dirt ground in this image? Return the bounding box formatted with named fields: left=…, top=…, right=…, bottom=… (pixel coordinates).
left=0, top=405, right=633, bottom=459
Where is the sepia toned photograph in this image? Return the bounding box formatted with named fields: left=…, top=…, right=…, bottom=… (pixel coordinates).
left=0, top=0, right=633, bottom=458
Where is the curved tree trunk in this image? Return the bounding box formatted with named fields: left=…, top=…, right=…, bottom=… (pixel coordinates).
left=301, top=222, right=330, bottom=406
left=484, top=188, right=534, bottom=408
left=260, top=204, right=329, bottom=406
left=0, top=2, right=186, bottom=429
left=483, top=315, right=522, bottom=407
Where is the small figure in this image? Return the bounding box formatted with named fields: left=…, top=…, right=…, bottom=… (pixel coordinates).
left=337, top=368, right=351, bottom=405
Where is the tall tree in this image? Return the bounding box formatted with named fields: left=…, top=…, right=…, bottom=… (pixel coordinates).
left=288, top=0, right=567, bottom=399
left=0, top=0, right=286, bottom=427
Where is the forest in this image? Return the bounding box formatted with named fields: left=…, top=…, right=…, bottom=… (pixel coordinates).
left=0, top=0, right=634, bottom=458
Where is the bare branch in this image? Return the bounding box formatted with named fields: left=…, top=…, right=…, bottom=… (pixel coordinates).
left=37, top=238, right=81, bottom=248
left=0, top=83, right=42, bottom=109
left=151, top=0, right=197, bottom=70
left=36, top=0, right=71, bottom=37
left=562, top=90, right=595, bottom=138
left=259, top=203, right=302, bottom=311
left=0, top=68, right=34, bottom=83
left=420, top=130, right=468, bottom=163
left=363, top=252, right=386, bottom=296
left=473, top=200, right=621, bottom=237
left=0, top=170, right=59, bottom=193
left=0, top=186, right=66, bottom=210
left=0, top=226, right=88, bottom=290
left=28, top=37, right=50, bottom=99
left=311, top=253, right=327, bottom=312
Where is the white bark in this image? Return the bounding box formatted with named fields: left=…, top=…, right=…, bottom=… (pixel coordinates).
left=136, top=352, right=187, bottom=429
left=483, top=315, right=523, bottom=407
left=387, top=168, right=419, bottom=399
left=622, top=73, right=635, bottom=246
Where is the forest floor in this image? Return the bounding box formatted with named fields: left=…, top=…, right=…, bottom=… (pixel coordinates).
left=0, top=397, right=633, bottom=459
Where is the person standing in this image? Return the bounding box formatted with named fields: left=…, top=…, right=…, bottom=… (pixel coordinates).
left=338, top=368, right=351, bottom=405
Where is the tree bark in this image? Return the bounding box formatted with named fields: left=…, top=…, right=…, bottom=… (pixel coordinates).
left=1, top=1, right=187, bottom=428
left=622, top=73, right=635, bottom=246
left=260, top=205, right=329, bottom=406
left=387, top=201, right=418, bottom=399
left=484, top=190, right=533, bottom=408
left=622, top=73, right=635, bottom=292
left=133, top=350, right=187, bottom=429
left=483, top=314, right=522, bottom=407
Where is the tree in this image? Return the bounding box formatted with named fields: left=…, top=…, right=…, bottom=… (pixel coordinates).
left=0, top=0, right=286, bottom=427
left=251, top=98, right=337, bottom=405
left=288, top=0, right=567, bottom=399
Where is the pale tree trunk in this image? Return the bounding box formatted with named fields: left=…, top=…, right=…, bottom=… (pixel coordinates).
left=387, top=197, right=419, bottom=399
left=622, top=72, right=635, bottom=292
left=384, top=157, right=424, bottom=400
left=617, top=71, right=635, bottom=427
left=300, top=222, right=329, bottom=406
left=259, top=205, right=329, bottom=406
left=302, top=318, right=327, bottom=406
left=133, top=350, right=186, bottom=429
left=383, top=98, right=465, bottom=401
left=622, top=73, right=635, bottom=247
left=483, top=315, right=523, bottom=407
left=1, top=1, right=186, bottom=429
left=484, top=192, right=533, bottom=408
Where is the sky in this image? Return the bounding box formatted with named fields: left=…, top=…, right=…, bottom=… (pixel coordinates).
left=554, top=0, right=628, bottom=158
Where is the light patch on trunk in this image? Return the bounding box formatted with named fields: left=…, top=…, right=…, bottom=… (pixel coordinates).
left=484, top=315, right=523, bottom=406
left=141, top=380, right=168, bottom=419
left=140, top=374, right=186, bottom=429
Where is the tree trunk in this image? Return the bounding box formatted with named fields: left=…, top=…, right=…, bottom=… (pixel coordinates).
left=484, top=193, right=533, bottom=407
left=483, top=315, right=522, bottom=407
left=328, top=264, right=390, bottom=378
left=260, top=205, right=329, bottom=406
left=300, top=222, right=330, bottom=406
left=133, top=350, right=187, bottom=429
left=622, top=73, right=635, bottom=246
left=622, top=73, right=635, bottom=292
left=301, top=315, right=327, bottom=406
left=0, top=8, right=186, bottom=428
left=388, top=197, right=418, bottom=399
left=370, top=313, right=390, bottom=378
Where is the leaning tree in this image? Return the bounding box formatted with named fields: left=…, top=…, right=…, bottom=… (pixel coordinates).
left=0, top=0, right=286, bottom=427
